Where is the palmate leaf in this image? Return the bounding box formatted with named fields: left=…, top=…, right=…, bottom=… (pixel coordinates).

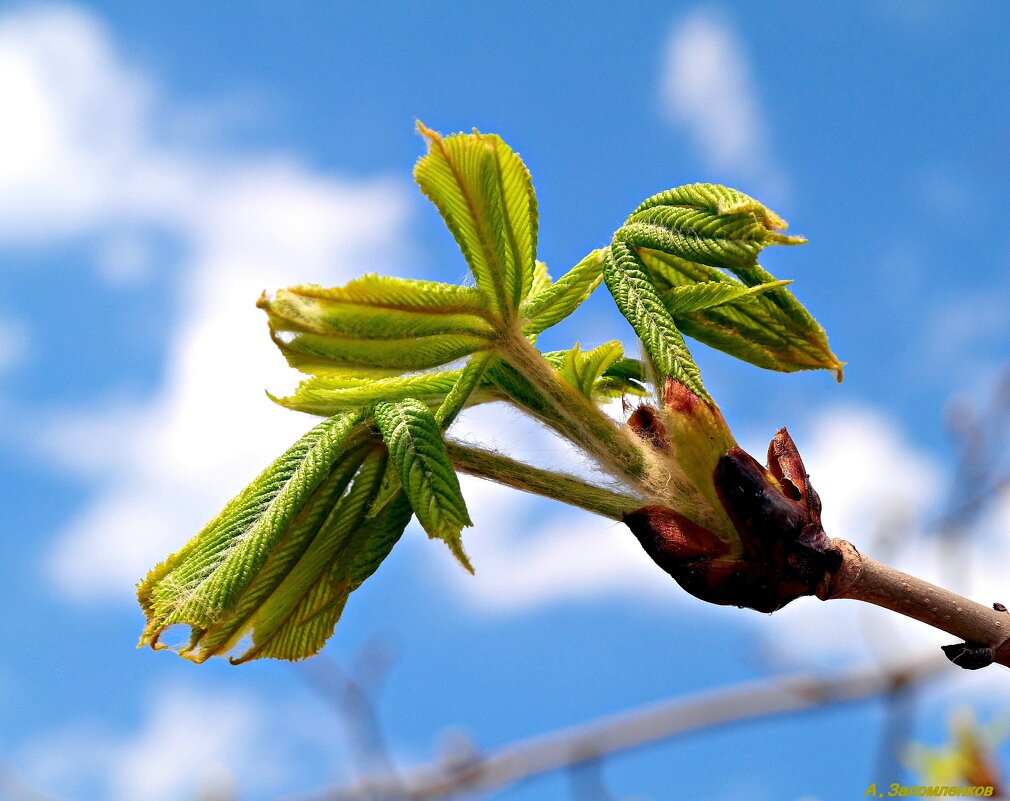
left=138, top=412, right=369, bottom=661
left=373, top=398, right=474, bottom=571
left=414, top=122, right=538, bottom=317
left=605, top=182, right=841, bottom=391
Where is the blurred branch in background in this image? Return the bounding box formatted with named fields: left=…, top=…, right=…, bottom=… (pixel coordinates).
left=287, top=657, right=943, bottom=801
left=295, top=640, right=404, bottom=791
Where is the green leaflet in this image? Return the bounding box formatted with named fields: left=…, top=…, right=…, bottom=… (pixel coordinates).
left=521, top=250, right=605, bottom=336
left=641, top=249, right=843, bottom=378
left=270, top=328, right=490, bottom=374
left=434, top=351, right=496, bottom=428
left=364, top=353, right=497, bottom=521
left=559, top=341, right=625, bottom=397
left=260, top=282, right=494, bottom=340
left=373, top=398, right=474, bottom=571
left=138, top=412, right=366, bottom=661
left=270, top=368, right=501, bottom=417
left=414, top=122, right=538, bottom=317
left=603, top=241, right=707, bottom=399
left=661, top=279, right=792, bottom=315
left=259, top=275, right=495, bottom=375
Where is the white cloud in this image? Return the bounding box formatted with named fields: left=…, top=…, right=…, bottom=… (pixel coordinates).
left=20, top=682, right=341, bottom=801
left=659, top=10, right=787, bottom=198
left=0, top=4, right=411, bottom=598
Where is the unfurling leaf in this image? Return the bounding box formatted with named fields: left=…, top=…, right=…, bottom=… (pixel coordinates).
left=373, top=398, right=473, bottom=571
left=604, top=183, right=842, bottom=392
left=622, top=183, right=805, bottom=269
left=414, top=122, right=538, bottom=317
left=559, top=341, right=625, bottom=397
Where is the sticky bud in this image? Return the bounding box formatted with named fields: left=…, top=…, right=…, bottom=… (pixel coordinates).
left=624, top=427, right=843, bottom=612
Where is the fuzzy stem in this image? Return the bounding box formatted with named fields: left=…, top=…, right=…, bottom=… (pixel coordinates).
left=822, top=540, right=1010, bottom=667
left=446, top=441, right=643, bottom=520
left=501, top=333, right=648, bottom=483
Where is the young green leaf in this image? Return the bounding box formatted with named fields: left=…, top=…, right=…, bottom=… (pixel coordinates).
left=414, top=122, right=538, bottom=317
left=138, top=412, right=366, bottom=660
left=660, top=279, right=792, bottom=315
left=624, top=183, right=805, bottom=269
left=559, top=341, right=625, bottom=397
left=373, top=398, right=474, bottom=571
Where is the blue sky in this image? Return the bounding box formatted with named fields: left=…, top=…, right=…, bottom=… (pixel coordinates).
left=1, top=2, right=1009, bottom=799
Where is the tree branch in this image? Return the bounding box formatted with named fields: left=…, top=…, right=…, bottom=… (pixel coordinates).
left=822, top=540, right=1010, bottom=669
left=289, top=657, right=943, bottom=801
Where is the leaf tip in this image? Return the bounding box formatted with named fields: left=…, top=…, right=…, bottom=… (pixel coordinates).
left=415, top=120, right=440, bottom=145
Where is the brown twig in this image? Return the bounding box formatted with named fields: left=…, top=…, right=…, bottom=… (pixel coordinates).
left=822, top=541, right=1010, bottom=669
left=287, top=657, right=943, bottom=801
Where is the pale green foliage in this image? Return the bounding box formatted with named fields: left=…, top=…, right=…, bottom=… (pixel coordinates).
left=139, top=125, right=839, bottom=663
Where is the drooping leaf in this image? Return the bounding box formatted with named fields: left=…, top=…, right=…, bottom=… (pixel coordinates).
left=229, top=451, right=398, bottom=663
left=138, top=412, right=366, bottom=660
left=171, top=442, right=373, bottom=662
left=521, top=250, right=605, bottom=336
left=603, top=240, right=706, bottom=399
left=414, top=122, right=538, bottom=317
left=373, top=398, right=473, bottom=571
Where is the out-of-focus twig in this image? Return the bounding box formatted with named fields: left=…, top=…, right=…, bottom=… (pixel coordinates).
left=295, top=641, right=403, bottom=789
left=285, top=657, right=944, bottom=801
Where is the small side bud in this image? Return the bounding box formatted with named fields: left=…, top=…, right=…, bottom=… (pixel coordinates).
left=627, top=404, right=670, bottom=453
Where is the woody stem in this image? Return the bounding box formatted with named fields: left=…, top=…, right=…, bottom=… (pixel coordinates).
left=822, top=540, right=1010, bottom=668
